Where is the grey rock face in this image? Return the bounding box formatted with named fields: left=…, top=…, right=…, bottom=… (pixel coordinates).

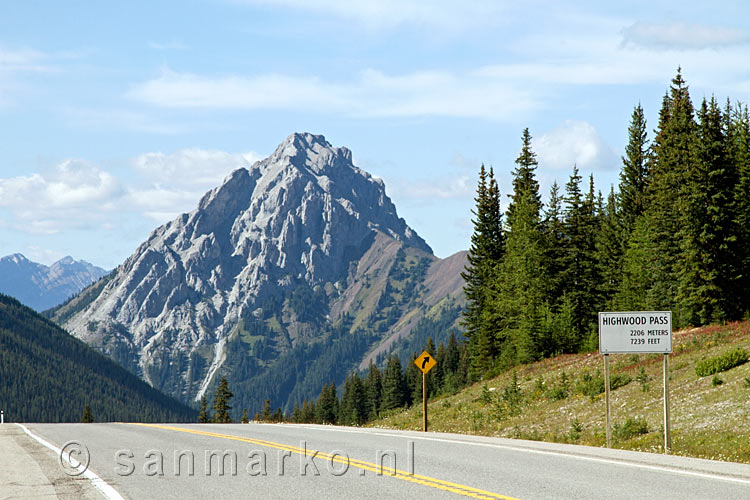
left=0, top=253, right=108, bottom=311
left=60, top=133, right=444, bottom=402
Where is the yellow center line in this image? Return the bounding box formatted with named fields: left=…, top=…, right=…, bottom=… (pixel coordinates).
left=129, top=423, right=520, bottom=500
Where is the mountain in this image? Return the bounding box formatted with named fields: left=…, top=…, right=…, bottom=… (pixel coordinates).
left=0, top=293, right=195, bottom=422
left=0, top=254, right=108, bottom=311
left=49, top=133, right=466, bottom=415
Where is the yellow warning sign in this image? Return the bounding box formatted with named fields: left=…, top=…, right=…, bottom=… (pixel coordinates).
left=415, top=351, right=436, bottom=374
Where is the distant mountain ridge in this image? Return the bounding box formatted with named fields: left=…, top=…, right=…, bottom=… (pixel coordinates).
left=0, top=254, right=108, bottom=311
left=0, top=293, right=195, bottom=422
left=50, top=133, right=466, bottom=415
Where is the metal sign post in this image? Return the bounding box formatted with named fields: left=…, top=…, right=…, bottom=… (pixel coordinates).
left=422, top=372, right=427, bottom=432
left=663, top=354, right=671, bottom=453
left=599, top=311, right=672, bottom=453
left=604, top=354, right=611, bottom=448
left=415, top=351, right=437, bottom=433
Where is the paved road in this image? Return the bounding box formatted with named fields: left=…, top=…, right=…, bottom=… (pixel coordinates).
left=5, top=422, right=750, bottom=499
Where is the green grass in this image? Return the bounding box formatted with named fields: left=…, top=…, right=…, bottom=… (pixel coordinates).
left=369, top=320, right=750, bottom=463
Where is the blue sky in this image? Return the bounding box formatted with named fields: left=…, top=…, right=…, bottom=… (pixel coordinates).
left=1, top=1, right=750, bottom=268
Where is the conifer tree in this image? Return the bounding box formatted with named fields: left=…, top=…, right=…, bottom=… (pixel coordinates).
left=561, top=166, right=587, bottom=345
left=596, top=187, right=623, bottom=309
left=291, top=403, right=301, bottom=423
left=213, top=376, right=234, bottom=423
left=461, top=165, right=504, bottom=373
left=300, top=400, right=315, bottom=423
left=647, top=68, right=698, bottom=323
left=490, top=130, right=548, bottom=365
left=315, top=382, right=338, bottom=424
left=81, top=404, right=93, bottom=423
left=542, top=181, right=566, bottom=307
left=677, top=96, right=735, bottom=324
left=339, top=372, right=367, bottom=426
left=198, top=395, right=210, bottom=423
left=261, top=399, right=272, bottom=421
left=404, top=352, right=422, bottom=405
left=241, top=408, right=249, bottom=424
left=619, top=103, right=650, bottom=233
left=364, top=361, right=383, bottom=419
left=381, top=354, right=406, bottom=411
left=729, top=104, right=750, bottom=315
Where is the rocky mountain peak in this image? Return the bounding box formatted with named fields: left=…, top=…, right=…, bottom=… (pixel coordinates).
left=55, top=133, right=461, bottom=408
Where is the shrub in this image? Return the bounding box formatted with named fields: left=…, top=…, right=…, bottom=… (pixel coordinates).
left=695, top=348, right=749, bottom=377
left=712, top=375, right=724, bottom=387
left=613, top=417, right=649, bottom=440
left=547, top=372, right=570, bottom=401
left=568, top=418, right=583, bottom=441
left=635, top=367, right=651, bottom=392
left=575, top=370, right=632, bottom=400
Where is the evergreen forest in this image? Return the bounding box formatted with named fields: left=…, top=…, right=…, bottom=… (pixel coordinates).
left=0, top=294, right=196, bottom=422
left=246, top=70, right=750, bottom=426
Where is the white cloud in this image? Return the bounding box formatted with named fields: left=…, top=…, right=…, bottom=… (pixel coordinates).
left=132, top=148, right=260, bottom=188
left=0, top=149, right=263, bottom=232
left=387, top=174, right=473, bottom=201
left=232, top=0, right=510, bottom=32
left=126, top=67, right=538, bottom=120
left=130, top=148, right=261, bottom=220
left=533, top=121, right=618, bottom=172
left=622, top=21, right=750, bottom=50
left=126, top=70, right=352, bottom=111
left=0, top=47, right=49, bottom=72
left=0, top=160, right=123, bottom=234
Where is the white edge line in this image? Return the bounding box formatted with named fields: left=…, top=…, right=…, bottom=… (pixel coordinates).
left=15, top=423, right=125, bottom=500
left=292, top=424, right=750, bottom=486
left=370, top=431, right=750, bottom=486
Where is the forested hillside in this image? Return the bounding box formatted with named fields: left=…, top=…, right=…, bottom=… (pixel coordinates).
left=0, top=294, right=196, bottom=422
left=269, top=70, right=750, bottom=427
left=462, top=69, right=750, bottom=380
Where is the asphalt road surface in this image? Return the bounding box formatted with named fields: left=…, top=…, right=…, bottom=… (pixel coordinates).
left=4, top=422, right=750, bottom=499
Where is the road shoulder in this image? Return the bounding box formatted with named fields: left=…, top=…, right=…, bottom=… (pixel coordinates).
left=0, top=424, right=103, bottom=500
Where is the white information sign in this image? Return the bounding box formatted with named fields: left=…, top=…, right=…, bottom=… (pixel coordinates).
left=598, top=311, right=672, bottom=354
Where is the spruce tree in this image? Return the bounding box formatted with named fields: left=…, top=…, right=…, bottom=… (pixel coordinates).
left=340, top=372, right=367, bottom=426
left=261, top=399, right=272, bottom=421
left=198, top=395, right=210, bottom=423
left=213, top=377, right=234, bottom=423
left=561, top=166, right=587, bottom=346
left=461, top=165, right=504, bottom=374
left=619, top=103, right=650, bottom=233
left=81, top=404, right=93, bottom=423
left=241, top=408, right=249, bottom=424
left=490, top=130, right=548, bottom=364
left=315, top=382, right=338, bottom=424
left=729, top=104, right=750, bottom=315
left=677, top=96, right=735, bottom=324
left=542, top=181, right=566, bottom=307
left=596, top=187, right=623, bottom=310
left=404, top=352, right=422, bottom=405
left=291, top=403, right=301, bottom=423
left=364, top=361, right=383, bottom=419
left=381, top=354, right=406, bottom=411
left=647, top=68, right=698, bottom=323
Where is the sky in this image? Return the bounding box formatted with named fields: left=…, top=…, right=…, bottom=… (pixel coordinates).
left=1, top=1, right=750, bottom=269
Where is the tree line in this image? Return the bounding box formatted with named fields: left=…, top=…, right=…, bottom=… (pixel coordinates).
left=462, top=69, right=750, bottom=380
left=223, top=333, right=469, bottom=425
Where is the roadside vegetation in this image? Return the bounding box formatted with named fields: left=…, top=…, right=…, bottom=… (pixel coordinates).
left=369, top=321, right=750, bottom=464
